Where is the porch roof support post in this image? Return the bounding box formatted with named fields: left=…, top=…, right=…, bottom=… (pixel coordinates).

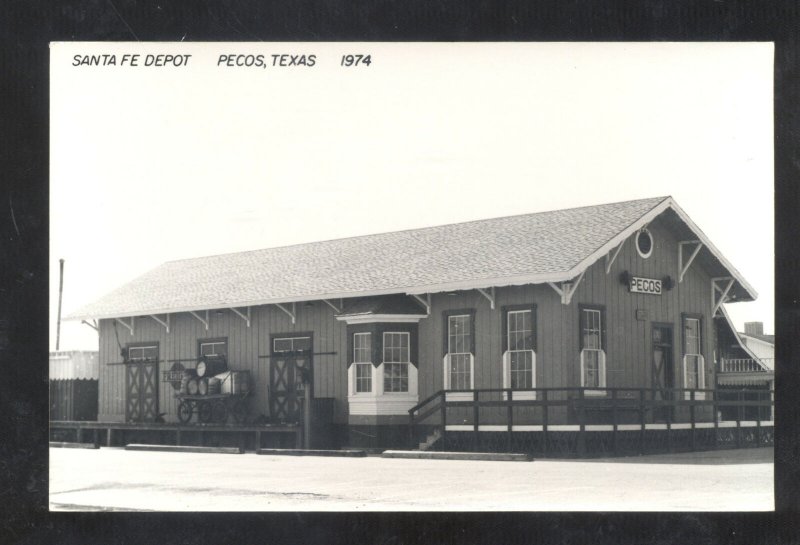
left=150, top=314, right=170, bottom=333
left=115, top=317, right=134, bottom=335
left=476, top=287, right=496, bottom=310
left=189, top=310, right=209, bottom=330
left=81, top=320, right=99, bottom=332
left=410, top=293, right=431, bottom=315
left=321, top=299, right=341, bottom=314
left=605, top=240, right=625, bottom=274
left=678, top=241, right=703, bottom=283
left=712, top=277, right=735, bottom=316
left=549, top=270, right=585, bottom=305
left=564, top=270, right=586, bottom=305
left=229, top=306, right=250, bottom=327
left=275, top=303, right=296, bottom=324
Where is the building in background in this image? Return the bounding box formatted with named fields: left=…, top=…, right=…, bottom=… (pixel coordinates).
left=49, top=350, right=99, bottom=422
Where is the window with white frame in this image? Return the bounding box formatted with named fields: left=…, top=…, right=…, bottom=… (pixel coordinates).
left=580, top=307, right=606, bottom=389
left=447, top=314, right=473, bottom=389
left=199, top=339, right=227, bottom=358
left=383, top=332, right=410, bottom=393
left=683, top=316, right=704, bottom=389
left=128, top=345, right=158, bottom=362
left=507, top=309, right=535, bottom=389
left=353, top=332, right=372, bottom=393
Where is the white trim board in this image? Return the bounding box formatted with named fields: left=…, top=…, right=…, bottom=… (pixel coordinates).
left=445, top=421, right=773, bottom=432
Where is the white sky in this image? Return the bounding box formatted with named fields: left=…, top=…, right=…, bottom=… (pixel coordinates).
left=50, top=42, right=774, bottom=351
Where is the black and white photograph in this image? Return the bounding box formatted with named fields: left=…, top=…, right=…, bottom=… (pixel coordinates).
left=48, top=42, right=774, bottom=512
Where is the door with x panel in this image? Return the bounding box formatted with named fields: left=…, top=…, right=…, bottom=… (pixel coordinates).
left=651, top=324, right=674, bottom=422
left=125, top=344, right=159, bottom=423
left=269, top=336, right=312, bottom=423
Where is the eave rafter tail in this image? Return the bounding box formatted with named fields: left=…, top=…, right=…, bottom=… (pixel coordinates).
left=476, top=287, right=496, bottom=310
left=115, top=316, right=134, bottom=335
left=230, top=306, right=250, bottom=327
left=189, top=310, right=209, bottom=330
left=712, top=277, right=735, bottom=316
left=275, top=302, right=296, bottom=324
left=149, top=313, right=170, bottom=333
left=409, top=293, right=431, bottom=315
left=678, top=240, right=703, bottom=283
left=548, top=270, right=586, bottom=305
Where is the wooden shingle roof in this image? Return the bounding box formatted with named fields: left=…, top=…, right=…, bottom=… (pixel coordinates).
left=67, top=196, right=756, bottom=320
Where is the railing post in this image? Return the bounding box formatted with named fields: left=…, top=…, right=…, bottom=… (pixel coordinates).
left=577, top=389, right=586, bottom=457
left=639, top=388, right=646, bottom=455
left=666, top=389, right=672, bottom=453
left=736, top=390, right=742, bottom=449
left=542, top=389, right=549, bottom=457
left=712, top=390, right=719, bottom=450
left=690, top=390, right=696, bottom=451
left=756, top=393, right=762, bottom=446
left=506, top=389, right=513, bottom=453
left=440, top=391, right=447, bottom=451
left=473, top=390, right=480, bottom=452
left=409, top=410, right=416, bottom=450
left=611, top=389, right=618, bottom=456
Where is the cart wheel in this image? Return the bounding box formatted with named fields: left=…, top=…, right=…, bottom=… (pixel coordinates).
left=212, top=401, right=228, bottom=423
left=197, top=401, right=213, bottom=423
left=177, top=401, right=193, bottom=424
left=232, top=400, right=247, bottom=423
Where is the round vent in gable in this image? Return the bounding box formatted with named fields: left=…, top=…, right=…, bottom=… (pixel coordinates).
left=636, top=228, right=653, bottom=258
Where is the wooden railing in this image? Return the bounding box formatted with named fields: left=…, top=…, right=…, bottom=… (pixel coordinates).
left=719, top=357, right=773, bottom=373
left=408, top=387, right=774, bottom=455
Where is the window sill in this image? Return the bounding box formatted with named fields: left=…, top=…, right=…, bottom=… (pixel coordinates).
left=445, top=391, right=475, bottom=402
left=583, top=389, right=607, bottom=397
left=502, top=390, right=537, bottom=401
left=684, top=391, right=707, bottom=401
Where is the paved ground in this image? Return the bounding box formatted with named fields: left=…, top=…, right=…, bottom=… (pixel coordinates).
left=49, top=447, right=773, bottom=511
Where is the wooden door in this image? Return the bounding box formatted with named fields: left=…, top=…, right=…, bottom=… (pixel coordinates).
left=125, top=345, right=159, bottom=423
left=651, top=325, right=674, bottom=422
left=270, top=336, right=312, bottom=423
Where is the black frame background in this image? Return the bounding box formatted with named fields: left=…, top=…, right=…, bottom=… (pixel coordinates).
left=2, top=2, right=798, bottom=543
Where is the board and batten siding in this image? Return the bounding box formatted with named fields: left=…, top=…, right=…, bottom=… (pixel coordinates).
left=98, top=302, right=349, bottom=424
left=414, top=215, right=716, bottom=423
left=98, top=214, right=718, bottom=426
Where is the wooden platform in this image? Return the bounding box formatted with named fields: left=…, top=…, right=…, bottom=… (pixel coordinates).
left=50, top=420, right=303, bottom=449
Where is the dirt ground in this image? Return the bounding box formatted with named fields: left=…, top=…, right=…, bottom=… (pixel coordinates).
left=49, top=446, right=773, bottom=511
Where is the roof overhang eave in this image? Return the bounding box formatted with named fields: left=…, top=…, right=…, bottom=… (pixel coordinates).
left=567, top=197, right=758, bottom=302
left=66, top=270, right=582, bottom=322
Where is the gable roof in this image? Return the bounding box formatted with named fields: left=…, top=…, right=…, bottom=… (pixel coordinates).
left=67, top=196, right=757, bottom=320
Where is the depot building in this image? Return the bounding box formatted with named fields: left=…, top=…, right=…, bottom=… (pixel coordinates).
left=66, top=196, right=770, bottom=452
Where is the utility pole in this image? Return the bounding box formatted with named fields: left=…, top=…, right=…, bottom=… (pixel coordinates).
left=56, top=258, right=64, bottom=351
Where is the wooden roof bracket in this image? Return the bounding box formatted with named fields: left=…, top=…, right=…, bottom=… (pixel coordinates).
left=712, top=277, right=735, bottom=316
left=150, top=313, right=170, bottom=333
left=410, top=294, right=431, bottom=315
left=548, top=270, right=586, bottom=305
left=81, top=319, right=99, bottom=332
left=678, top=240, right=703, bottom=283
left=322, top=299, right=341, bottom=314
left=115, top=316, right=134, bottom=335
left=275, top=302, right=296, bottom=324
left=476, top=287, right=496, bottom=310
left=605, top=240, right=625, bottom=274
left=229, top=306, right=250, bottom=327
left=189, top=310, right=209, bottom=330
